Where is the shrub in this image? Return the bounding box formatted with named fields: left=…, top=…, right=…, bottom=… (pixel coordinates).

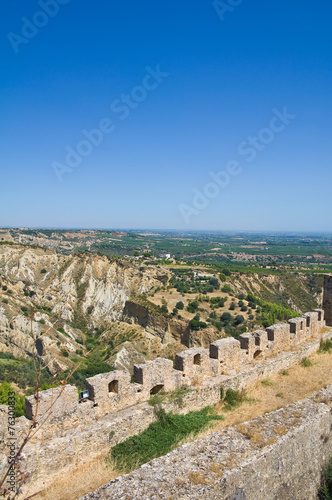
left=301, top=357, right=313, bottom=368
left=0, top=352, right=15, bottom=360
left=222, top=389, right=248, bottom=410
left=210, top=297, right=226, bottom=308
left=235, top=315, right=245, bottom=325
left=319, top=457, right=332, bottom=500
left=0, top=382, right=25, bottom=417
left=222, top=285, right=231, bottom=293
left=40, top=269, right=47, bottom=274
left=318, top=339, right=332, bottom=354
left=261, top=378, right=274, bottom=386
left=187, top=301, right=198, bottom=313
left=221, top=312, right=232, bottom=324
left=175, top=301, right=184, bottom=310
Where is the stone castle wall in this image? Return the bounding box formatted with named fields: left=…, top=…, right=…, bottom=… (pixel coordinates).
left=1, top=308, right=331, bottom=499
left=323, top=275, right=332, bottom=326
left=25, top=308, right=325, bottom=422
left=81, top=384, right=332, bottom=500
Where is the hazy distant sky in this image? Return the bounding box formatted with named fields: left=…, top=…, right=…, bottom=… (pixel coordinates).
left=1, top=1, right=331, bottom=231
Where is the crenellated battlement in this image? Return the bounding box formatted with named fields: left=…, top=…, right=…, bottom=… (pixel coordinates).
left=25, top=308, right=326, bottom=423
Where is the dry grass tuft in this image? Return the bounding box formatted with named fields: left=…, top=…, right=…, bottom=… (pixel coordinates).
left=188, top=471, right=209, bottom=485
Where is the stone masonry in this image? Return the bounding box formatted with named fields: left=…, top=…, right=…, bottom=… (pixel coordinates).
left=81, top=385, right=332, bottom=500
left=323, top=275, right=332, bottom=326
left=25, top=308, right=326, bottom=422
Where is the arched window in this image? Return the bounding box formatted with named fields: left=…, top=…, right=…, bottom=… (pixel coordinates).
left=108, top=380, right=118, bottom=394
left=193, top=354, right=201, bottom=366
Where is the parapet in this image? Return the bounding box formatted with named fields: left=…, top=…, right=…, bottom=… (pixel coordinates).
left=24, top=307, right=328, bottom=425
left=210, top=338, right=241, bottom=373
left=174, top=347, right=212, bottom=380
left=134, top=357, right=176, bottom=393
left=85, top=370, right=136, bottom=413
left=266, top=323, right=291, bottom=352
left=288, top=317, right=306, bottom=345
left=303, top=311, right=320, bottom=338
left=25, top=385, right=78, bottom=423
left=315, top=309, right=325, bottom=331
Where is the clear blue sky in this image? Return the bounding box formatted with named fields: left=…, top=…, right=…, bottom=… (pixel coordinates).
left=1, top=0, right=331, bottom=231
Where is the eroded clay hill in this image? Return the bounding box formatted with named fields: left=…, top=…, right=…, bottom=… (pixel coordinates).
left=0, top=245, right=169, bottom=372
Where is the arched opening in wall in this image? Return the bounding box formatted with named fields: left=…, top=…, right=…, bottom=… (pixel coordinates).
left=108, top=380, right=118, bottom=394
left=193, top=354, right=201, bottom=366
left=253, top=350, right=262, bottom=360
left=150, top=384, right=164, bottom=395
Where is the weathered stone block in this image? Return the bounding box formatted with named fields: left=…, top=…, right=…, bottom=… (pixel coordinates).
left=303, top=311, right=319, bottom=338
left=253, top=330, right=269, bottom=351
left=314, top=308, right=325, bottom=331
left=288, top=317, right=306, bottom=345
left=85, top=370, right=134, bottom=413
left=266, top=323, right=290, bottom=351
left=323, top=275, right=332, bottom=326
left=210, top=338, right=241, bottom=373
left=25, top=385, right=78, bottom=423
left=239, top=333, right=256, bottom=360
left=174, top=347, right=211, bottom=381
left=134, top=358, right=176, bottom=393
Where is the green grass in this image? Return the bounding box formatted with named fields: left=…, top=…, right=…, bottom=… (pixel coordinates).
left=110, top=407, right=223, bottom=472
left=319, top=457, right=332, bottom=500
left=222, top=388, right=255, bottom=411
left=300, top=357, right=313, bottom=368
left=0, top=381, right=25, bottom=417
left=318, top=339, right=332, bottom=354
left=261, top=378, right=274, bottom=387
left=149, top=386, right=193, bottom=408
